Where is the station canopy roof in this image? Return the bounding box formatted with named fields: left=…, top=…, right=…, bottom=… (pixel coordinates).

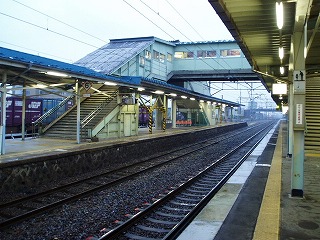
left=0, top=47, right=140, bottom=88
left=209, top=0, right=320, bottom=105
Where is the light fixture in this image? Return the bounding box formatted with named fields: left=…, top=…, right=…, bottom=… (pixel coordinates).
left=199, top=100, right=204, bottom=103
left=45, top=71, right=69, bottom=77
left=104, top=81, right=117, bottom=86
left=207, top=101, right=211, bottom=104
left=154, top=90, right=164, bottom=94
left=34, top=83, right=47, bottom=88
left=279, top=46, right=284, bottom=60
left=138, top=87, right=145, bottom=91
left=280, top=66, right=284, bottom=75
left=190, top=97, right=195, bottom=101
left=276, top=2, right=283, bottom=29
left=169, top=93, right=177, bottom=97
left=181, top=95, right=187, bottom=99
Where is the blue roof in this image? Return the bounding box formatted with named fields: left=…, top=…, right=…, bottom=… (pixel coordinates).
left=0, top=47, right=140, bottom=86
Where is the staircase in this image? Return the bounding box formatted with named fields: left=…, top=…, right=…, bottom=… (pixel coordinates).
left=305, top=77, right=320, bottom=152
left=43, top=86, right=118, bottom=139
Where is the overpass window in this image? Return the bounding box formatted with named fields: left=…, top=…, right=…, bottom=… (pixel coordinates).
left=206, top=50, right=216, bottom=58
left=197, top=50, right=216, bottom=58
left=159, top=53, right=165, bottom=63
left=197, top=50, right=206, bottom=58
left=174, top=51, right=194, bottom=59
left=167, top=53, right=172, bottom=62
left=153, top=50, right=160, bottom=60
left=145, top=50, right=151, bottom=59
left=140, top=55, right=145, bottom=65
left=220, top=49, right=241, bottom=57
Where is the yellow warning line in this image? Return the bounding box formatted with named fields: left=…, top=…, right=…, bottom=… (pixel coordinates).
left=253, top=123, right=282, bottom=240
left=305, top=152, right=320, bottom=157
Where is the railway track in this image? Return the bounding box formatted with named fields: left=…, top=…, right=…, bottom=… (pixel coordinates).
left=0, top=121, right=276, bottom=234
left=99, top=121, right=276, bottom=239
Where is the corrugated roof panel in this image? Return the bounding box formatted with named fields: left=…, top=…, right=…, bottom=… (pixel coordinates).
left=0, top=47, right=141, bottom=86
left=75, top=39, right=154, bottom=74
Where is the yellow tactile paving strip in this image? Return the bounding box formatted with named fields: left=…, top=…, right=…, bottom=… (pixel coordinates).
left=252, top=123, right=283, bottom=240
left=305, top=152, right=320, bottom=157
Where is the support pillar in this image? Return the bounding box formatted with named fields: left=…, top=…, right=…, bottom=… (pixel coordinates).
left=230, top=107, right=234, bottom=122
left=135, top=93, right=139, bottom=136
left=212, top=102, right=217, bottom=125
left=0, top=72, right=7, bottom=155
left=162, top=95, right=167, bottom=131
left=155, top=109, right=162, bottom=130
left=21, top=81, right=26, bottom=140
left=172, top=99, right=177, bottom=128
left=219, top=105, right=223, bottom=124
left=288, top=84, right=294, bottom=156
left=76, top=80, right=81, bottom=144
left=291, top=28, right=306, bottom=198
left=148, top=94, right=153, bottom=134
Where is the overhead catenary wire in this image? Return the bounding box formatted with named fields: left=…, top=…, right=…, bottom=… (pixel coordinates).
left=122, top=0, right=176, bottom=40
left=0, top=12, right=100, bottom=49
left=0, top=40, right=73, bottom=63
left=12, top=0, right=108, bottom=44
left=2, top=1, right=134, bottom=62
left=163, top=0, right=204, bottom=40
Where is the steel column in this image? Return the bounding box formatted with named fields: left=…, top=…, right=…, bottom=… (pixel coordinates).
left=172, top=99, right=177, bottom=128
left=76, top=80, right=81, bottom=144
left=21, top=81, right=26, bottom=140
left=291, top=28, right=306, bottom=198
left=1, top=72, right=7, bottom=155
left=288, top=84, right=294, bottom=156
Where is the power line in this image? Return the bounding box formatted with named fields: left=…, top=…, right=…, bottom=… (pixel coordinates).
left=0, top=11, right=100, bottom=49
left=0, top=41, right=73, bottom=62
left=12, top=0, right=108, bottom=44
left=164, top=0, right=203, bottom=40
left=3, top=1, right=146, bottom=64
left=122, top=0, right=176, bottom=40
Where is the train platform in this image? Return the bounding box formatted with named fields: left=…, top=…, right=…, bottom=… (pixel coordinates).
left=177, top=120, right=320, bottom=240
left=0, top=123, right=236, bottom=165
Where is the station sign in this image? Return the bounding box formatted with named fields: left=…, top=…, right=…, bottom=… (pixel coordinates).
left=293, top=70, right=306, bottom=94
left=82, top=81, right=92, bottom=91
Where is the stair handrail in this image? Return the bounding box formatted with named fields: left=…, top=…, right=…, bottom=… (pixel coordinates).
left=81, top=90, right=118, bottom=128
left=32, top=95, right=74, bottom=127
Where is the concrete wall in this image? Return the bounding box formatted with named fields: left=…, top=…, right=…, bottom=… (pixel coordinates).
left=0, top=122, right=247, bottom=191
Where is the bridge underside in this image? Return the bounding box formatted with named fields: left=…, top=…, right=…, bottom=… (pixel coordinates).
left=168, top=69, right=264, bottom=84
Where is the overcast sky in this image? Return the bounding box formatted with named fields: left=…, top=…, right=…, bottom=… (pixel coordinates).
left=0, top=0, right=275, bottom=107
left=0, top=0, right=234, bottom=62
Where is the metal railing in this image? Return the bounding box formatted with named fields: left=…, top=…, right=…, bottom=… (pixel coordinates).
left=32, top=95, right=74, bottom=137
left=81, top=90, right=118, bottom=134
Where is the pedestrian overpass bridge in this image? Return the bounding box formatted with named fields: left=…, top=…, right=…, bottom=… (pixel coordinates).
left=76, top=37, right=264, bottom=94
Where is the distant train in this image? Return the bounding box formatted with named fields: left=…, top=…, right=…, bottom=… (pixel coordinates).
left=139, top=107, right=149, bottom=127
left=2, top=97, right=73, bottom=134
